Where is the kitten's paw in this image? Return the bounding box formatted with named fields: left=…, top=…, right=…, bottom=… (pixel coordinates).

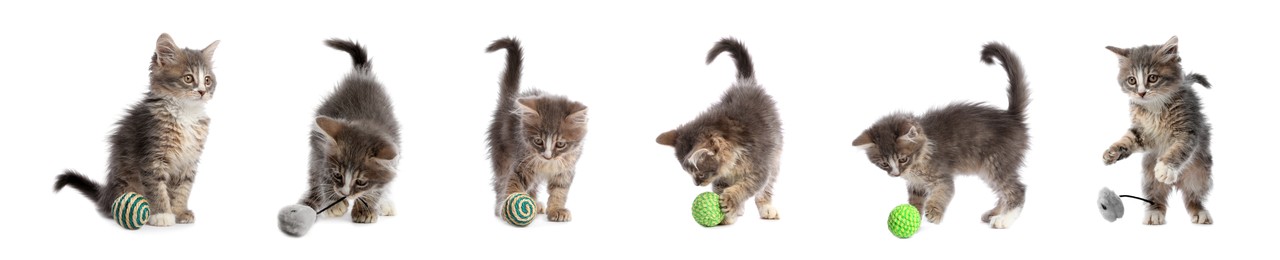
left=1103, top=145, right=1130, bottom=165
left=758, top=204, right=780, bottom=220
left=1191, top=210, right=1213, bottom=225
left=324, top=200, right=349, bottom=217
left=981, top=208, right=999, bottom=223
left=988, top=207, right=1022, bottom=229
left=925, top=206, right=945, bottom=224
left=379, top=200, right=396, bottom=216
left=547, top=208, right=572, bottom=222
left=148, top=213, right=176, bottom=227
left=1143, top=210, right=1166, bottom=225
left=719, top=214, right=739, bottom=226
left=536, top=201, right=546, bottom=215
left=176, top=210, right=195, bottom=224
left=1153, top=161, right=1180, bottom=184
left=352, top=210, right=378, bottom=224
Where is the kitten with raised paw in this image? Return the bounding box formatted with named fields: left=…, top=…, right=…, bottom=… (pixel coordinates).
left=485, top=38, right=587, bottom=223
left=852, top=42, right=1030, bottom=229
left=1101, top=36, right=1214, bottom=225
left=54, top=33, right=219, bottom=227
left=295, top=39, right=400, bottom=224
left=657, top=38, right=783, bottom=226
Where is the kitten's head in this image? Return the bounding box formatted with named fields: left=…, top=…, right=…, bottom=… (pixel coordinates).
left=1105, top=36, right=1184, bottom=105
left=852, top=113, right=928, bottom=177
left=149, top=33, right=220, bottom=102
left=657, top=120, right=743, bottom=186
left=314, top=116, right=398, bottom=198
left=515, top=96, right=588, bottom=161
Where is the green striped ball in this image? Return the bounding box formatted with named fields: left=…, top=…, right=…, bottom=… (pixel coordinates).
left=503, top=193, right=535, bottom=227
left=111, top=192, right=150, bottom=230
left=888, top=204, right=920, bottom=239
left=692, top=192, right=723, bottom=227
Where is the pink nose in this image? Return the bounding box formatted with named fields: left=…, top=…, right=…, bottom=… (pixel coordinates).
left=1137, top=92, right=1146, bottom=98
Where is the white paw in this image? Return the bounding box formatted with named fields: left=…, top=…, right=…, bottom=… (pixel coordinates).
left=1153, top=162, right=1180, bottom=184
left=1144, top=210, right=1166, bottom=225
left=1191, top=210, right=1213, bottom=225
left=758, top=205, right=779, bottom=220
left=379, top=199, right=396, bottom=216
left=989, top=207, right=1022, bottom=229
left=148, top=213, right=176, bottom=227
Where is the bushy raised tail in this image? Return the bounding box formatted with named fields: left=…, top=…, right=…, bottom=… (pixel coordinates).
left=706, top=37, right=756, bottom=81
left=1186, top=73, right=1211, bottom=89
left=325, top=39, right=372, bottom=73
left=54, top=170, right=108, bottom=217
left=486, top=37, right=523, bottom=102
left=981, top=42, right=1030, bottom=119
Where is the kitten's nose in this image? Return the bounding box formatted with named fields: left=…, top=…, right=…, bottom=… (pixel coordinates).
left=198, top=90, right=207, bottom=96
left=1137, top=92, right=1146, bottom=98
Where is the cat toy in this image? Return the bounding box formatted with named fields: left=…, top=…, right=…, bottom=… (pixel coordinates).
left=1097, top=187, right=1155, bottom=222
left=278, top=196, right=348, bottom=237
left=111, top=192, right=150, bottom=230
left=691, top=192, right=723, bottom=227
left=502, top=192, right=536, bottom=227
left=888, top=204, right=921, bottom=238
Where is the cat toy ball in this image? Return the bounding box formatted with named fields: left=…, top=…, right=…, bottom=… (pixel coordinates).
left=888, top=204, right=921, bottom=239
left=1097, top=187, right=1154, bottom=222
left=111, top=192, right=150, bottom=230
left=278, top=196, right=348, bottom=237
left=692, top=192, right=724, bottom=227
left=503, top=193, right=537, bottom=227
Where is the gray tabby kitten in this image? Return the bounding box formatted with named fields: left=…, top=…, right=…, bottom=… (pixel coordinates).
left=852, top=43, right=1030, bottom=229
left=296, top=39, right=400, bottom=223
left=486, top=38, right=588, bottom=222
left=656, top=38, right=782, bottom=225
left=1102, top=36, right=1213, bottom=225
left=54, top=33, right=219, bottom=226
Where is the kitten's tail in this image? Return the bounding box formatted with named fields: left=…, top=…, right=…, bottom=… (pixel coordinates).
left=980, top=42, right=1030, bottom=119
left=706, top=37, right=756, bottom=81
left=54, top=170, right=103, bottom=205
left=325, top=39, right=372, bottom=73
left=1185, top=73, right=1211, bottom=89
left=486, top=37, right=523, bottom=101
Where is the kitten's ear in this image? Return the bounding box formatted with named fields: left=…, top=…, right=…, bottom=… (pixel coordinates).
left=514, top=98, right=540, bottom=119
left=899, top=125, right=923, bottom=144
left=1105, top=46, right=1129, bottom=58
left=314, top=116, right=344, bottom=139
left=374, top=144, right=398, bottom=161
left=1157, top=36, right=1180, bottom=63
left=201, top=40, right=221, bottom=61
left=852, top=131, right=874, bottom=150
left=687, top=148, right=715, bottom=166
left=566, top=107, right=588, bottom=126
left=656, top=130, right=678, bottom=146
left=154, top=33, right=179, bottom=67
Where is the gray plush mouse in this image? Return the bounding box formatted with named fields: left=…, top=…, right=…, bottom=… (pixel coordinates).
left=1097, top=187, right=1153, bottom=222
left=278, top=197, right=348, bottom=237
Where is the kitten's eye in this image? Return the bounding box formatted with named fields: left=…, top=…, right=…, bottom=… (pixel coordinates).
left=898, top=157, right=910, bottom=164
left=1146, top=74, right=1159, bottom=83
left=555, top=142, right=566, bottom=149
left=1126, top=76, right=1136, bottom=85
left=533, top=138, right=544, bottom=146
left=355, top=179, right=368, bottom=187
left=204, top=76, right=212, bottom=85
left=183, top=75, right=194, bottom=84
left=876, top=162, right=889, bottom=169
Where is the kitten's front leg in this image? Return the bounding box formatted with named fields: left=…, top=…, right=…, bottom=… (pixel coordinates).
left=717, top=184, right=753, bottom=225
left=1154, top=132, right=1199, bottom=184
left=168, top=168, right=197, bottom=224
left=1103, top=128, right=1144, bottom=165
left=352, top=194, right=382, bottom=224
left=922, top=179, right=955, bottom=224
left=546, top=171, right=574, bottom=222
left=907, top=184, right=927, bottom=215
left=143, top=170, right=175, bottom=227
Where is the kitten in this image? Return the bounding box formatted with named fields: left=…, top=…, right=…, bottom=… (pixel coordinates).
left=852, top=43, right=1030, bottom=229
left=656, top=38, right=782, bottom=225
left=485, top=37, right=588, bottom=222
left=53, top=33, right=219, bottom=227
left=296, top=39, right=401, bottom=223
left=1101, top=36, right=1214, bottom=225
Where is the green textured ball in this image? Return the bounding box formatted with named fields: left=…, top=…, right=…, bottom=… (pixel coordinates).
left=692, top=192, right=724, bottom=227
left=888, top=204, right=921, bottom=239
left=111, top=192, right=150, bottom=230
left=503, top=193, right=536, bottom=227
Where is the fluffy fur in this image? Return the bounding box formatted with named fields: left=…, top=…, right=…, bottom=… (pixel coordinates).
left=296, top=39, right=400, bottom=223
left=1102, top=36, right=1214, bottom=225
left=656, top=38, right=782, bottom=225
left=54, top=33, right=219, bottom=226
left=486, top=37, right=588, bottom=222
left=852, top=42, right=1030, bottom=229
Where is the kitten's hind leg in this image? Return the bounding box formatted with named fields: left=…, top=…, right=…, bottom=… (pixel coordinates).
left=755, top=180, right=779, bottom=220
left=984, top=166, right=1026, bottom=229
left=1142, top=155, right=1171, bottom=225
left=1177, top=160, right=1213, bottom=224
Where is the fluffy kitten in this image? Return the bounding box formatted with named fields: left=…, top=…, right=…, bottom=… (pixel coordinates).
left=852, top=43, right=1030, bottom=229
left=296, top=39, right=401, bottom=223
left=1101, top=36, right=1214, bottom=225
left=54, top=33, right=219, bottom=226
left=486, top=37, right=588, bottom=222
left=656, top=38, right=782, bottom=225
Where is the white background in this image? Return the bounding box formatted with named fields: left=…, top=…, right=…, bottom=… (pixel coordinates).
left=1, top=0, right=1273, bottom=258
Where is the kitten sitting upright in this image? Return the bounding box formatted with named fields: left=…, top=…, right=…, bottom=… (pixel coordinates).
left=54, top=33, right=219, bottom=227
left=486, top=38, right=588, bottom=222
left=295, top=39, right=400, bottom=223
left=1101, top=36, right=1214, bottom=225
left=656, top=38, right=782, bottom=225
left=852, top=43, right=1030, bottom=229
